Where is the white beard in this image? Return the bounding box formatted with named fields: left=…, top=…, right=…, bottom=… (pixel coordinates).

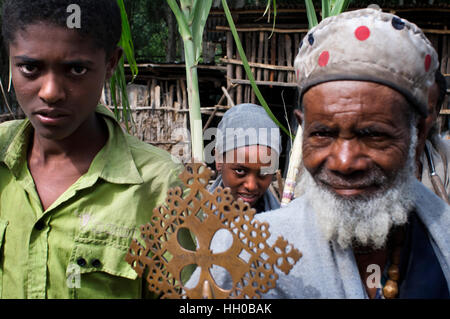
left=302, top=127, right=418, bottom=250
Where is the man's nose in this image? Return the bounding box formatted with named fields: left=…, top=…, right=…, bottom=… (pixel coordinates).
left=38, top=73, right=66, bottom=104
left=326, top=139, right=369, bottom=175
left=243, top=174, right=259, bottom=192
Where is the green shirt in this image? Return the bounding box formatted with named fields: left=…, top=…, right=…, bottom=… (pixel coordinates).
left=0, top=105, right=184, bottom=299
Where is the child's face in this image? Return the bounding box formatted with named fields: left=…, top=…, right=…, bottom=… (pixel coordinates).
left=9, top=22, right=120, bottom=141
left=217, top=145, right=275, bottom=208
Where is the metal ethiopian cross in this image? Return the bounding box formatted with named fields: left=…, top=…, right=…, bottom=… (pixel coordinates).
left=125, top=162, right=302, bottom=298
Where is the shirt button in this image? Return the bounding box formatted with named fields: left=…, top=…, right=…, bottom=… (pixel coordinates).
left=34, top=220, right=46, bottom=231
left=77, top=257, right=87, bottom=267
left=91, top=259, right=101, bottom=268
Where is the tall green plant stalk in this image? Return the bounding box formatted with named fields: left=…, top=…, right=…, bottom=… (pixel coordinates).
left=110, top=0, right=138, bottom=132
left=167, top=0, right=212, bottom=162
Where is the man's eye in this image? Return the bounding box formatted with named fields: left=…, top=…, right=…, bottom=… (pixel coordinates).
left=359, top=129, right=386, bottom=138
left=18, top=64, right=38, bottom=75
left=310, top=131, right=333, bottom=138
left=234, top=169, right=245, bottom=175
left=70, top=66, right=88, bottom=76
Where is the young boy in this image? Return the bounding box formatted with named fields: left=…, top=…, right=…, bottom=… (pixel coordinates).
left=0, top=0, right=184, bottom=298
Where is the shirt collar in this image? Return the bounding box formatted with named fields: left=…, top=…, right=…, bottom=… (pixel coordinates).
left=0, top=120, right=32, bottom=179
left=95, top=105, right=143, bottom=185
left=0, top=105, right=143, bottom=185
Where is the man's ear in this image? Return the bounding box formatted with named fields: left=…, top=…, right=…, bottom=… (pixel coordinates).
left=294, top=109, right=304, bottom=126
left=105, top=47, right=123, bottom=80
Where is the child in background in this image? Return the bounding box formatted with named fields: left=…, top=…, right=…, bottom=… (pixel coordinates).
left=211, top=103, right=281, bottom=213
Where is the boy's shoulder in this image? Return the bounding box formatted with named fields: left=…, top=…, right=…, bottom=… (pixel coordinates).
left=124, top=132, right=175, bottom=162
left=0, top=118, right=25, bottom=131
left=123, top=131, right=184, bottom=176
left=0, top=119, right=27, bottom=148
left=96, top=105, right=183, bottom=175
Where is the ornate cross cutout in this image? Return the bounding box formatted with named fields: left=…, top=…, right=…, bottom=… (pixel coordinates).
left=125, top=163, right=302, bottom=298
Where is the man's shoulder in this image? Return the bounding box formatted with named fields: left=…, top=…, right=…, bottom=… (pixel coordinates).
left=255, top=196, right=313, bottom=235
left=430, top=137, right=450, bottom=158
left=413, top=179, right=449, bottom=209
left=435, top=136, right=450, bottom=148
left=412, top=180, right=450, bottom=236
left=258, top=196, right=309, bottom=218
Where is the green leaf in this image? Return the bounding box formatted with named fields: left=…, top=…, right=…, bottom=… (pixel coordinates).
left=263, top=0, right=271, bottom=17
left=180, top=0, right=194, bottom=23
left=272, top=0, right=277, bottom=38
left=222, top=0, right=294, bottom=140
left=167, top=0, right=192, bottom=40
left=109, top=72, right=119, bottom=119
left=305, top=0, right=319, bottom=29
left=322, top=0, right=330, bottom=19
left=263, top=0, right=278, bottom=39
left=8, top=59, right=12, bottom=92
left=108, top=0, right=138, bottom=132
left=117, top=58, right=131, bottom=132
left=191, top=0, right=213, bottom=61
left=330, top=0, right=351, bottom=16
left=116, top=0, right=138, bottom=79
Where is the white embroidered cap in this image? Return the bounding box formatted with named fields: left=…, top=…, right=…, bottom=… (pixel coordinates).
left=294, top=8, right=439, bottom=116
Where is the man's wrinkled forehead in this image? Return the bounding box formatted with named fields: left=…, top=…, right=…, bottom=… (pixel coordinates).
left=302, top=81, right=411, bottom=119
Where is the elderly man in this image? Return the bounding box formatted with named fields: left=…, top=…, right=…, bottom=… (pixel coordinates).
left=207, top=8, right=450, bottom=299
left=267, top=8, right=450, bottom=299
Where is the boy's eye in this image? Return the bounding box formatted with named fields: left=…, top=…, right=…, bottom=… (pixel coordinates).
left=18, top=64, right=38, bottom=75
left=234, top=168, right=245, bottom=176
left=70, top=66, right=88, bottom=76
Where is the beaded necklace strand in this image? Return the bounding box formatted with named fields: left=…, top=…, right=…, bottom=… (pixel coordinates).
left=353, top=227, right=405, bottom=299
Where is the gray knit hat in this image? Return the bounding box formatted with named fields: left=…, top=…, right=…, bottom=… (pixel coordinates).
left=215, top=103, right=281, bottom=156
left=294, top=8, right=439, bottom=116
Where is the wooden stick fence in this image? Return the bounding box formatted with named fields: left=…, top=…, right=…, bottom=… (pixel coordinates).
left=220, top=26, right=305, bottom=106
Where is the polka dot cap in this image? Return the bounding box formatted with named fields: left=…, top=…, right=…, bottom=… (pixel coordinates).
left=294, top=8, right=438, bottom=116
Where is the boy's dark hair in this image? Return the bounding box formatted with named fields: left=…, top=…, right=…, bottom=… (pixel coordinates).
left=435, top=70, right=447, bottom=112
left=2, top=0, right=122, bottom=58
